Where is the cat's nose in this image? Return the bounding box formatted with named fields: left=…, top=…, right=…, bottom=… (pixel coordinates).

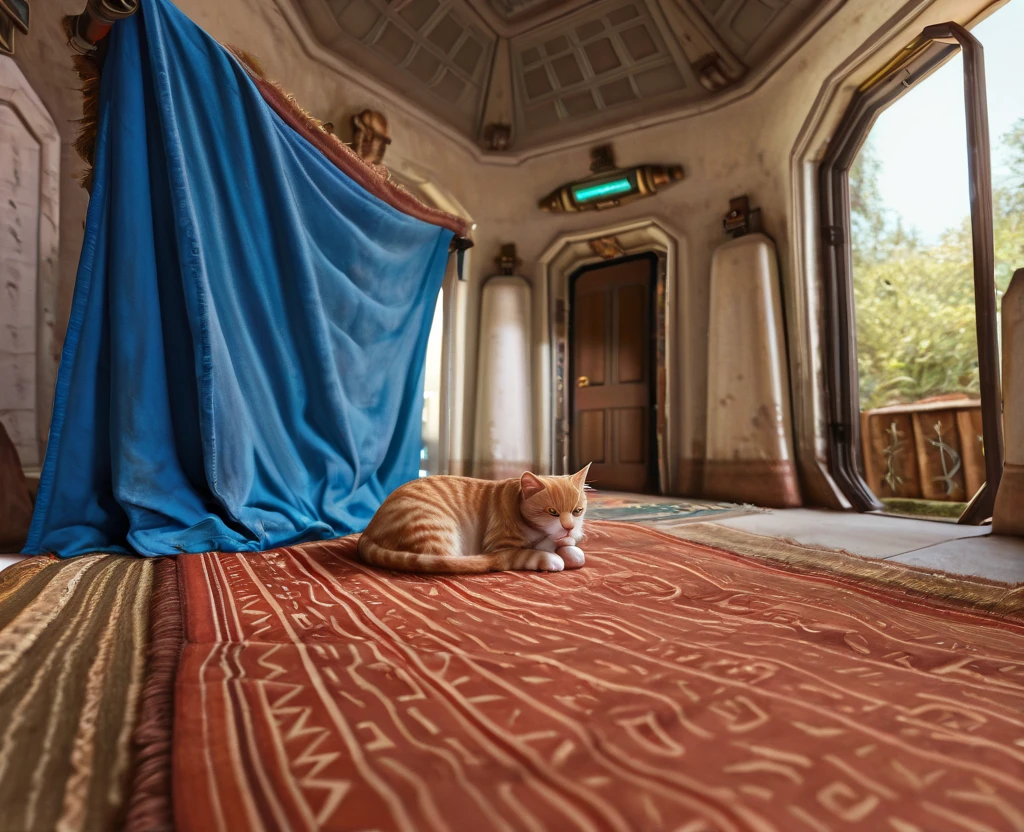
left=560, top=518, right=574, bottom=530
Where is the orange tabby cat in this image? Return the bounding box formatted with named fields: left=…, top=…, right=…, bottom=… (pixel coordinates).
left=357, top=465, right=591, bottom=573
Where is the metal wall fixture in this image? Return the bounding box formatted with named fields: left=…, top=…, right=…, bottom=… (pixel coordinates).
left=587, top=236, right=627, bottom=260
left=0, top=0, right=30, bottom=55
left=722, top=195, right=763, bottom=238
left=538, top=144, right=684, bottom=214
left=482, top=123, right=512, bottom=152
left=495, top=243, right=520, bottom=276
left=66, top=0, right=138, bottom=55
left=351, top=109, right=391, bottom=166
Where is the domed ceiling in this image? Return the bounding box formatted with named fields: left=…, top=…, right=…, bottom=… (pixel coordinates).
left=292, top=0, right=838, bottom=153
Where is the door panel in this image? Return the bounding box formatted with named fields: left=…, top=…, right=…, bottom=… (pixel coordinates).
left=616, top=283, right=646, bottom=384
left=577, top=410, right=606, bottom=463
left=614, top=408, right=646, bottom=464
left=575, top=292, right=607, bottom=386
left=571, top=257, right=654, bottom=493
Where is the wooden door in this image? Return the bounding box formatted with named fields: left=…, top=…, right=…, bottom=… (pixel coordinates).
left=570, top=256, right=655, bottom=493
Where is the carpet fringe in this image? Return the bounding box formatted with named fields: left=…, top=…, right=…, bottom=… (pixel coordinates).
left=124, top=556, right=183, bottom=832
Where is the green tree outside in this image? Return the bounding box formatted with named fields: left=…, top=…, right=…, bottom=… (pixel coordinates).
left=851, top=118, right=1024, bottom=410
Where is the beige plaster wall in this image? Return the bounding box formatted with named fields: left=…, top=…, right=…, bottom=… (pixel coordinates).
left=458, top=0, right=1001, bottom=499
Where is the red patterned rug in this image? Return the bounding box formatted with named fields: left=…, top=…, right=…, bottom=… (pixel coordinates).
left=170, top=521, right=1024, bottom=832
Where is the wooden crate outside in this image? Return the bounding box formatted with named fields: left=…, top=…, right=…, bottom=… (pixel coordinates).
left=860, top=398, right=984, bottom=503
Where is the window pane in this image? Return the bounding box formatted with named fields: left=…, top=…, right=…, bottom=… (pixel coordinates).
left=852, top=54, right=975, bottom=411
left=850, top=54, right=976, bottom=518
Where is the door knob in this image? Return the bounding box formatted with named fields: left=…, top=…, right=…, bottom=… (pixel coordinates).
left=577, top=376, right=589, bottom=388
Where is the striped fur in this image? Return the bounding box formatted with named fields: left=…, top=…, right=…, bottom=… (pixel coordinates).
left=357, top=466, right=591, bottom=573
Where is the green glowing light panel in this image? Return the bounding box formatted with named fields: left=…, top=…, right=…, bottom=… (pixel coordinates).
left=538, top=158, right=683, bottom=213
left=572, top=175, right=636, bottom=205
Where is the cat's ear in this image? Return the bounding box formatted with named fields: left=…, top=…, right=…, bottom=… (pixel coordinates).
left=571, top=463, right=592, bottom=487
left=520, top=471, right=545, bottom=499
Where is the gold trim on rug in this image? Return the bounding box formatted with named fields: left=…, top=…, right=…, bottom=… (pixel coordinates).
left=594, top=520, right=1024, bottom=618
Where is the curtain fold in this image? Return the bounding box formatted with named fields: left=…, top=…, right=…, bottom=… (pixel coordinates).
left=25, top=0, right=456, bottom=557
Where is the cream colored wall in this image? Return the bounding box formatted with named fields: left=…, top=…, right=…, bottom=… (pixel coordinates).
left=12, top=0, right=1002, bottom=497
left=460, top=0, right=1003, bottom=500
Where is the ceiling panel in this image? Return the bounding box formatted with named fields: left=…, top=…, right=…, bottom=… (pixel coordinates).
left=486, top=0, right=595, bottom=24
left=703, top=0, right=818, bottom=63
left=511, top=0, right=691, bottom=138
left=291, top=0, right=836, bottom=152
left=296, top=0, right=496, bottom=134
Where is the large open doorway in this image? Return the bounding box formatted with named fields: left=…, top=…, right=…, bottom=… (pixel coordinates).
left=569, top=252, right=659, bottom=494
left=818, top=8, right=1023, bottom=524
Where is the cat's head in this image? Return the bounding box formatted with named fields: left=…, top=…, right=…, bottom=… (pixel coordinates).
left=518, top=464, right=591, bottom=540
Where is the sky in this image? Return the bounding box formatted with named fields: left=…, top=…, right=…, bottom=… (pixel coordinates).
left=867, top=0, right=1023, bottom=243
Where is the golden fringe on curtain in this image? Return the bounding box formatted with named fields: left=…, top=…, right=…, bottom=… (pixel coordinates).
left=63, top=16, right=103, bottom=191
left=61, top=25, right=473, bottom=237
left=228, top=47, right=333, bottom=133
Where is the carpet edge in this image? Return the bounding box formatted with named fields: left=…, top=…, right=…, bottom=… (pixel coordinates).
left=124, top=556, right=183, bottom=832
left=592, top=520, right=1024, bottom=618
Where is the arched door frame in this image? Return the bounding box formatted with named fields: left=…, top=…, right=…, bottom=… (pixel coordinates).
left=535, top=218, right=682, bottom=493
left=817, top=23, right=1002, bottom=524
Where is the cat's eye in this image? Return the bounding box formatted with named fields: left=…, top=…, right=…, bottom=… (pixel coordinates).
left=572, top=507, right=584, bottom=515
left=546, top=507, right=558, bottom=516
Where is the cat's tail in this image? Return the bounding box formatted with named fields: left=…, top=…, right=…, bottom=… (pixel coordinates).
left=356, top=538, right=563, bottom=574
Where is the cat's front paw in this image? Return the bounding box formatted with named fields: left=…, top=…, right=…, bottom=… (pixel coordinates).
left=521, top=551, right=565, bottom=572
left=556, top=545, right=585, bottom=569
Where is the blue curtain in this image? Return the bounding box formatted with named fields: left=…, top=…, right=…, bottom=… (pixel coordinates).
left=24, top=0, right=454, bottom=557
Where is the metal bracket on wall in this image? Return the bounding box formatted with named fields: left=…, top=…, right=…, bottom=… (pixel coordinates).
left=0, top=0, right=30, bottom=55
left=496, top=243, right=520, bottom=276
left=65, top=0, right=139, bottom=55
left=722, top=195, right=763, bottom=238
